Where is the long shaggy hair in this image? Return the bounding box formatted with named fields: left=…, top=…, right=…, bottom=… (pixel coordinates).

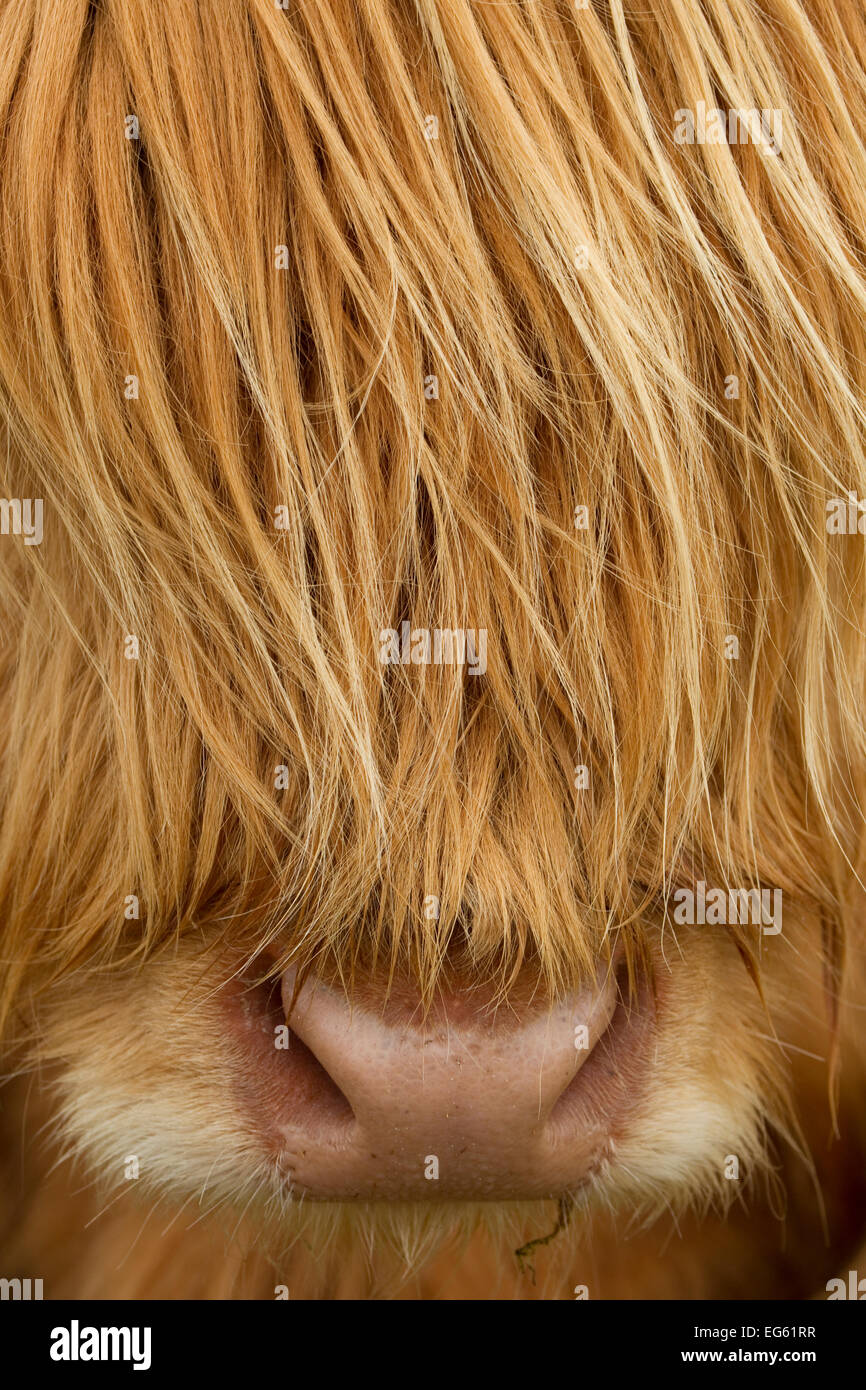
left=2, top=0, right=866, bottom=1298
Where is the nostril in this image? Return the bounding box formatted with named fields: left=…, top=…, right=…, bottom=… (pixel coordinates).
left=278, top=1027, right=356, bottom=1129
left=547, top=998, right=622, bottom=1131
left=233, top=975, right=355, bottom=1136
left=546, top=961, right=648, bottom=1136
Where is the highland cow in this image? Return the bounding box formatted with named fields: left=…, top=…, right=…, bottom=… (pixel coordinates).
left=1, top=0, right=866, bottom=1301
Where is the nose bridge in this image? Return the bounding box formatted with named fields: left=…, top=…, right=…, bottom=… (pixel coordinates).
left=281, top=971, right=614, bottom=1139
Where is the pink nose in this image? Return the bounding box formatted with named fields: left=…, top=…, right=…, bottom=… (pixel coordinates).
left=265, top=963, right=646, bottom=1201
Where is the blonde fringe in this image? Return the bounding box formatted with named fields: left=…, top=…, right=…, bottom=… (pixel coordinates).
left=1, top=0, right=866, bottom=1030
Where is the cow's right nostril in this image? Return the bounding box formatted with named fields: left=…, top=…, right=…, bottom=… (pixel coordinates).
left=280, top=1026, right=355, bottom=1131
left=232, top=977, right=356, bottom=1142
